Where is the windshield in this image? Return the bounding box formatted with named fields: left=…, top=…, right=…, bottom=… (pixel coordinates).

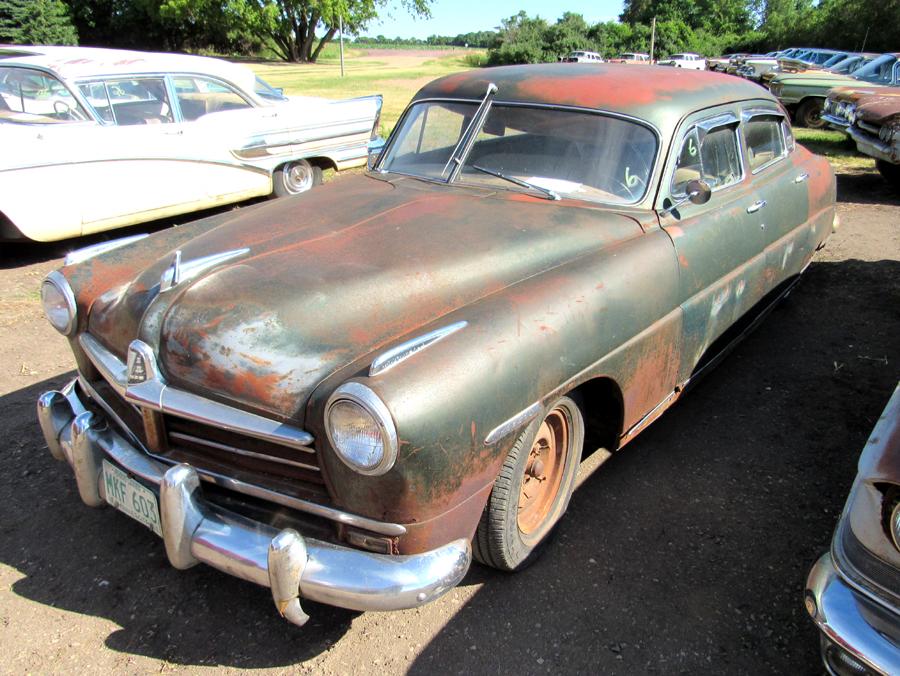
left=0, top=66, right=90, bottom=124
left=822, top=53, right=849, bottom=67
left=853, top=54, right=899, bottom=84
left=254, top=76, right=287, bottom=102
left=380, top=101, right=658, bottom=204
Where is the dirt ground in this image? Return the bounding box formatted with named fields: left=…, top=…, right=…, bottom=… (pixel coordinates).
left=0, top=168, right=898, bottom=674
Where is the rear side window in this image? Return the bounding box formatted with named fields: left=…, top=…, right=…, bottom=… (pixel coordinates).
left=172, top=76, right=251, bottom=121
left=671, top=123, right=742, bottom=195
left=744, top=115, right=786, bottom=172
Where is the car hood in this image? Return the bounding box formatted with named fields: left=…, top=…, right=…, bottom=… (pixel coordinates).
left=857, top=95, right=900, bottom=125
left=829, top=85, right=896, bottom=104
left=776, top=72, right=859, bottom=88
left=85, top=175, right=644, bottom=420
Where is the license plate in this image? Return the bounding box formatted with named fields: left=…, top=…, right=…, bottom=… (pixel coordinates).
left=102, top=460, right=162, bottom=537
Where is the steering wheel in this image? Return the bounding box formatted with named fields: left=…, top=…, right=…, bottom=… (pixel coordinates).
left=592, top=170, right=645, bottom=201
left=53, top=99, right=88, bottom=121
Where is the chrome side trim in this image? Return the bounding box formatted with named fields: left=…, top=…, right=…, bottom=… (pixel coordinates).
left=370, top=321, right=468, bottom=376
left=37, top=387, right=466, bottom=625
left=64, top=234, right=149, bottom=266
left=484, top=401, right=542, bottom=446
left=169, top=431, right=321, bottom=473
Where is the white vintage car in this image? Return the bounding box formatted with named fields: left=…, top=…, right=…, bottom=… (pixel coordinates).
left=658, top=53, right=706, bottom=70
left=0, top=46, right=382, bottom=242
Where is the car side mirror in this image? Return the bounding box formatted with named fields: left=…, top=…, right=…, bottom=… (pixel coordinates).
left=367, top=137, right=386, bottom=171
left=661, top=179, right=712, bottom=217
left=686, top=179, right=712, bottom=204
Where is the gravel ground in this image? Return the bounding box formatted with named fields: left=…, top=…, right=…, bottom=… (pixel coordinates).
left=0, top=168, right=898, bottom=675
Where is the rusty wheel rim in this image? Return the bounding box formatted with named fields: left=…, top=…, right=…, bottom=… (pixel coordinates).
left=517, top=407, right=569, bottom=536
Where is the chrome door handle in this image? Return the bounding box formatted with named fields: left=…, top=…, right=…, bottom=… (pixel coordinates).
left=746, top=200, right=767, bottom=213
left=794, top=172, right=810, bottom=183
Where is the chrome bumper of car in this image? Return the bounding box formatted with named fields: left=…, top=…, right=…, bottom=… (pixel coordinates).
left=822, top=113, right=851, bottom=133
left=37, top=379, right=471, bottom=627
left=806, top=552, right=900, bottom=675
left=849, top=127, right=899, bottom=164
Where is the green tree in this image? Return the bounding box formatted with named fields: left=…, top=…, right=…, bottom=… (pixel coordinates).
left=0, top=0, right=78, bottom=45
left=175, top=0, right=434, bottom=62
left=488, top=11, right=551, bottom=65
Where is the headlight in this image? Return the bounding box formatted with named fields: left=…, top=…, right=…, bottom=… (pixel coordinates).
left=41, top=270, right=77, bottom=336
left=325, top=381, right=398, bottom=475
left=891, top=500, right=900, bottom=551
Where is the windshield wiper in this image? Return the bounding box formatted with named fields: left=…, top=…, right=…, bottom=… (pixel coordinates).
left=470, top=164, right=561, bottom=201
left=442, top=82, right=497, bottom=182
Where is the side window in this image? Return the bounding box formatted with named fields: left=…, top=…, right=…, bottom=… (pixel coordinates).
left=671, top=123, right=742, bottom=195
left=782, top=119, right=795, bottom=152
left=84, top=78, right=173, bottom=125
left=173, top=76, right=251, bottom=121
left=744, top=115, right=786, bottom=172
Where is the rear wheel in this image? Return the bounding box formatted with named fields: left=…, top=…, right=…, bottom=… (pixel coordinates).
left=877, top=160, right=900, bottom=187
left=474, top=396, right=584, bottom=571
left=273, top=159, right=323, bottom=197
left=796, top=98, right=825, bottom=129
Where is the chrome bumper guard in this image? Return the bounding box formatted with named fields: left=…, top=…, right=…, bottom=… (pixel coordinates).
left=821, top=113, right=851, bottom=133
left=848, top=127, right=899, bottom=164
left=37, top=379, right=471, bottom=627
left=806, top=552, right=900, bottom=675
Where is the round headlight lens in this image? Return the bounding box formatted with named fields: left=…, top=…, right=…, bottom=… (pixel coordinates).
left=41, top=271, right=76, bottom=335
left=325, top=382, right=398, bottom=475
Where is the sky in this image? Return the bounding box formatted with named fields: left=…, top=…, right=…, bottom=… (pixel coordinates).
left=360, top=0, right=626, bottom=40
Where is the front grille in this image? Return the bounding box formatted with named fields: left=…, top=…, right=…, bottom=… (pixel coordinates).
left=81, top=372, right=331, bottom=506
left=835, top=518, right=900, bottom=609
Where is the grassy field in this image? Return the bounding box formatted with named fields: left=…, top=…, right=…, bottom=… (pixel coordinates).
left=794, top=127, right=875, bottom=172
left=245, top=46, right=483, bottom=136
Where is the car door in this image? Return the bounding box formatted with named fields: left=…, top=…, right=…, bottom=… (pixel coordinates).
left=657, top=106, right=770, bottom=383
left=740, top=107, right=814, bottom=288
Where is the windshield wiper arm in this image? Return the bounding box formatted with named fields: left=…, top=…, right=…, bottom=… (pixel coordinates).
left=470, top=164, right=561, bottom=201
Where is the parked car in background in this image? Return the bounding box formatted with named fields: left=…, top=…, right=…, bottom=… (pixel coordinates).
left=822, top=84, right=900, bottom=132
left=562, top=50, right=603, bottom=63
left=761, top=52, right=874, bottom=87
left=846, top=89, right=900, bottom=184
left=0, top=46, right=382, bottom=242
left=770, top=53, right=900, bottom=128
left=735, top=50, right=791, bottom=82
left=806, top=383, right=900, bottom=676
left=658, top=53, right=705, bottom=70
left=706, top=55, right=732, bottom=72
left=610, top=52, right=651, bottom=64
left=37, top=63, right=836, bottom=628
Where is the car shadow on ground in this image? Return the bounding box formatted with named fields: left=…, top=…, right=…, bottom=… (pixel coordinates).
left=408, top=257, right=900, bottom=674
left=836, top=169, right=900, bottom=206
left=1, top=258, right=897, bottom=669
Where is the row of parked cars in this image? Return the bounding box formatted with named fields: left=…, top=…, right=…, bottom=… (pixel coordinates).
left=562, top=51, right=705, bottom=68
left=711, top=47, right=900, bottom=185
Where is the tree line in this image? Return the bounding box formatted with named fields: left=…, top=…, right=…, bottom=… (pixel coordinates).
left=0, top=0, right=896, bottom=63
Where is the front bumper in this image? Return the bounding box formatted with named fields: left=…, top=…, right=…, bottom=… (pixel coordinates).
left=849, top=127, right=899, bottom=164
left=37, top=379, right=471, bottom=627
left=822, top=113, right=851, bottom=132
left=806, top=552, right=900, bottom=675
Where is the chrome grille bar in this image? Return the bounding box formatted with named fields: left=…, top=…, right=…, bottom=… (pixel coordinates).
left=169, top=431, right=320, bottom=473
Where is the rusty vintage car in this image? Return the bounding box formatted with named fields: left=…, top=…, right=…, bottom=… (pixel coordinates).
left=806, top=383, right=900, bottom=675
left=847, top=89, right=900, bottom=185
left=38, top=64, right=837, bottom=627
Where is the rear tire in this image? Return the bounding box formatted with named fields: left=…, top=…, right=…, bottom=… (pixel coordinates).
left=796, top=98, right=825, bottom=129
left=876, top=159, right=900, bottom=187
left=273, top=159, right=323, bottom=197
left=474, top=396, right=584, bottom=572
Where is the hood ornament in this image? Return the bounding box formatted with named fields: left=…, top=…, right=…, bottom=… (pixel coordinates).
left=160, top=248, right=250, bottom=293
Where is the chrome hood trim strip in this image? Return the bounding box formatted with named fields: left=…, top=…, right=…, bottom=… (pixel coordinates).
left=370, top=321, right=468, bottom=376
left=78, top=334, right=314, bottom=451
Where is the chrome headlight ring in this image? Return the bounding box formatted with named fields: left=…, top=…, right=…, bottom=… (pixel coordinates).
left=325, top=381, right=398, bottom=476
left=41, top=270, right=77, bottom=336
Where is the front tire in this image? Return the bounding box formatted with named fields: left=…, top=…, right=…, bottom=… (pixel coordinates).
left=796, top=98, right=825, bottom=129
left=273, top=159, right=323, bottom=197
left=474, top=396, right=584, bottom=571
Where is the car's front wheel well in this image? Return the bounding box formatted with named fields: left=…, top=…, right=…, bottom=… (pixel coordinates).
left=0, top=210, right=25, bottom=242
left=567, top=377, right=624, bottom=459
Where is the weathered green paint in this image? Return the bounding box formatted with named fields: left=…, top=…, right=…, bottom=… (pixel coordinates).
left=52, top=64, right=836, bottom=554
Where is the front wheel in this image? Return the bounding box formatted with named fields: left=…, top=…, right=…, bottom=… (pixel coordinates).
left=273, top=159, right=323, bottom=197
left=796, top=98, right=825, bottom=129
left=877, top=159, right=900, bottom=187
left=474, top=396, right=584, bottom=571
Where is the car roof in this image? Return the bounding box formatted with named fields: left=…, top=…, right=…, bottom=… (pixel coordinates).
left=414, top=63, right=777, bottom=138
left=0, top=45, right=257, bottom=92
